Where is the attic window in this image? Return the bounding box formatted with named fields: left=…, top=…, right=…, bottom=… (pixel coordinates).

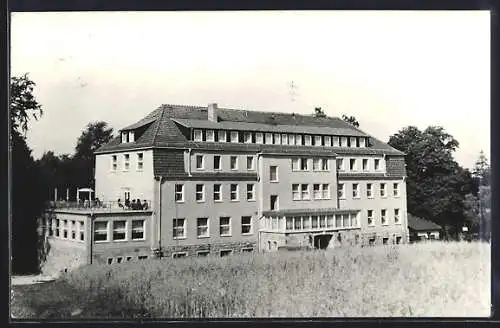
left=194, top=129, right=203, bottom=142
left=121, top=131, right=129, bottom=143
left=359, top=138, right=366, bottom=148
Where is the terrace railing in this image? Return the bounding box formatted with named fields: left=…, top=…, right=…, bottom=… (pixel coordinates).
left=46, top=200, right=153, bottom=212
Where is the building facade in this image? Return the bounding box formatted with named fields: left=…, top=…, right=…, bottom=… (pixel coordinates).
left=90, top=103, right=409, bottom=260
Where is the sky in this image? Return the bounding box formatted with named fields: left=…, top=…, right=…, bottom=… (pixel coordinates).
left=11, top=11, right=490, bottom=169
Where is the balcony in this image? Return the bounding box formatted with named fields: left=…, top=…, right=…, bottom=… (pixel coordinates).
left=46, top=200, right=153, bottom=213
left=262, top=211, right=361, bottom=233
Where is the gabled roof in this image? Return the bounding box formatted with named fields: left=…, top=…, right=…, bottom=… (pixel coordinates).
left=95, top=104, right=405, bottom=155
left=407, top=214, right=442, bottom=231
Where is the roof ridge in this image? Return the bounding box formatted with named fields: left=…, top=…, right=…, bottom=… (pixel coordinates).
left=152, top=106, right=165, bottom=145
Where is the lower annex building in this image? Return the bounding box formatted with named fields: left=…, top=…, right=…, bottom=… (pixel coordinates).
left=40, top=103, right=409, bottom=270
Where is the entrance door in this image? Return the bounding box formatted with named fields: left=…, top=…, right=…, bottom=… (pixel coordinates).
left=314, top=234, right=333, bottom=249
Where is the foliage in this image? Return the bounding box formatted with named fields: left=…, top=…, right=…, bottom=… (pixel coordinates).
left=10, top=74, right=46, bottom=274
left=388, top=126, right=477, bottom=238
left=12, top=242, right=490, bottom=318
left=472, top=150, right=490, bottom=186
left=313, top=107, right=326, bottom=118
left=341, top=114, right=360, bottom=128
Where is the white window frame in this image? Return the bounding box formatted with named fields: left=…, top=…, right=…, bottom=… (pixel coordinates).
left=79, top=221, right=85, bottom=241
left=194, top=129, right=203, bottom=142
left=94, top=221, right=109, bottom=242
left=393, top=183, right=400, bottom=197
left=230, top=131, right=239, bottom=143
left=195, top=184, right=205, bottom=202
left=352, top=183, right=360, bottom=199
left=295, top=134, right=303, bottom=145
left=246, top=156, right=255, bottom=171
left=336, top=158, right=344, bottom=171
left=195, top=154, right=205, bottom=170
left=137, top=153, right=144, bottom=171
left=374, top=159, right=381, bottom=171
left=304, top=135, right=312, bottom=146
left=270, top=166, right=278, bottom=182
left=214, top=155, right=222, bottom=170
left=273, top=133, right=281, bottom=145
left=281, top=134, right=288, bottom=145
left=270, top=195, right=279, bottom=210
left=197, top=250, right=210, bottom=257
left=324, top=136, right=332, bottom=147
left=321, top=158, right=329, bottom=171
left=322, top=184, right=330, bottom=199
left=367, top=183, right=373, bottom=198
left=314, top=135, right=322, bottom=146
left=349, top=158, right=357, bottom=171
left=172, top=252, right=188, bottom=259
left=123, top=154, right=130, bottom=171
left=292, top=158, right=300, bottom=171
left=197, top=217, right=209, bottom=238
left=313, top=184, right=322, bottom=200
left=131, top=220, right=145, bottom=240
left=359, top=138, right=366, bottom=148
left=206, top=129, right=215, bottom=142
left=265, top=133, right=273, bottom=144
left=362, top=158, right=369, bottom=171
left=218, top=130, right=227, bottom=143
left=332, top=136, right=340, bottom=147
left=244, top=131, right=253, bottom=144
left=246, top=184, right=255, bottom=201
left=350, top=137, right=357, bottom=148
left=111, top=155, right=118, bottom=171
left=338, top=183, right=345, bottom=199
left=381, top=209, right=387, bottom=225
left=341, top=137, right=348, bottom=147
left=394, top=209, right=401, bottom=224
left=288, top=134, right=296, bottom=145
left=219, top=217, right=232, bottom=236
left=241, top=216, right=252, bottom=235
left=292, top=184, right=301, bottom=200
left=301, top=184, right=310, bottom=200
left=213, top=184, right=222, bottom=202
left=173, top=218, right=186, bottom=239
left=367, top=210, right=375, bottom=226
left=380, top=183, right=387, bottom=198
left=300, top=158, right=309, bottom=171
left=230, top=184, right=239, bottom=201
left=112, top=220, right=127, bottom=241
left=230, top=156, right=238, bottom=170
left=256, top=132, right=264, bottom=144
left=175, top=184, right=184, bottom=203
left=313, top=158, right=321, bottom=171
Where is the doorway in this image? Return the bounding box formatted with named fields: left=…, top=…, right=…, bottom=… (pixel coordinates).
left=313, top=234, right=333, bottom=249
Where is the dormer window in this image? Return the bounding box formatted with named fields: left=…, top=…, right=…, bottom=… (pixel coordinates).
left=206, top=130, right=215, bottom=142
left=121, top=131, right=129, bottom=143
left=230, top=131, right=239, bottom=143
left=359, top=138, right=366, bottom=148
left=324, top=136, right=331, bottom=147
left=332, top=136, right=340, bottom=147
left=341, top=137, right=348, bottom=147
left=350, top=137, right=357, bottom=148
left=256, top=132, right=264, bottom=144
left=304, top=135, right=312, bottom=146
left=194, top=129, right=203, bottom=142
left=129, top=131, right=135, bottom=143
left=265, top=133, right=273, bottom=144
left=244, top=132, right=252, bottom=144
left=218, top=130, right=227, bottom=143
left=289, top=134, right=296, bottom=145
left=281, top=134, right=288, bottom=145
left=314, top=135, right=322, bottom=146
left=296, top=134, right=303, bottom=145
left=273, top=134, right=281, bottom=144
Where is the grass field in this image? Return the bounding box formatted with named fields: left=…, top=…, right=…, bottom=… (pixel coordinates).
left=11, top=241, right=490, bottom=319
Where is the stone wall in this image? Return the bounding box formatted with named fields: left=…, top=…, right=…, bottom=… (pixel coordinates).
left=39, top=237, right=87, bottom=277
left=158, top=241, right=257, bottom=258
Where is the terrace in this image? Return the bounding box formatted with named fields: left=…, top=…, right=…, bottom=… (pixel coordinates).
left=45, top=200, right=153, bottom=213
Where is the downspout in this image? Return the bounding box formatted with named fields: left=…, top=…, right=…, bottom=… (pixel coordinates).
left=187, top=148, right=193, bottom=177
left=256, top=152, right=263, bottom=251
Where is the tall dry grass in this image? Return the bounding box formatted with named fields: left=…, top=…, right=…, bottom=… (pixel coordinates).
left=53, top=241, right=490, bottom=318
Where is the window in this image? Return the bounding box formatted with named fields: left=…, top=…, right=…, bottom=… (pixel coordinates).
left=206, top=129, right=215, bottom=142
left=79, top=221, right=85, bottom=241
left=304, top=135, right=312, bottom=146
left=292, top=158, right=300, bottom=171
left=374, top=159, right=380, bottom=171
left=270, top=195, right=278, bottom=210
left=314, top=135, right=322, bottom=146
left=336, top=158, right=344, bottom=171
left=246, top=184, right=255, bottom=201
left=220, top=217, right=231, bottom=236
left=242, top=248, right=254, bottom=253
left=322, top=184, right=330, bottom=199
left=380, top=183, right=387, bottom=197
left=256, top=132, right=264, bottom=144
left=194, top=129, right=203, bottom=141
left=367, top=210, right=374, bottom=226
left=286, top=217, right=293, bottom=230
left=244, top=132, right=252, bottom=143
left=111, top=220, right=126, bottom=241
left=197, top=251, right=210, bottom=257
left=132, top=220, right=145, bottom=240
left=324, top=136, right=332, bottom=146
left=246, top=156, right=255, bottom=170
left=300, top=158, right=309, bottom=171
left=335, top=214, right=342, bottom=228
left=281, top=134, right=288, bottom=145
left=349, top=158, right=357, bottom=171
left=196, top=155, right=204, bottom=170
left=94, top=221, right=108, bottom=242
left=175, top=184, right=184, bottom=202
left=111, top=155, right=117, bottom=171
left=121, top=131, right=129, bottom=143
left=137, top=153, right=144, bottom=170
left=173, top=218, right=186, bottom=239
left=351, top=213, right=358, bottom=227
left=319, top=215, right=326, bottom=228
left=352, top=183, right=360, bottom=198
left=313, top=184, right=321, bottom=200
left=360, top=138, right=366, bottom=148
left=270, top=166, right=278, bottom=182
left=362, top=159, right=368, bottom=171
left=195, top=184, right=205, bottom=202
left=368, top=238, right=376, bottom=246
left=296, top=134, right=303, bottom=145
left=124, top=154, right=130, bottom=171
left=107, top=258, right=113, bottom=265
left=230, top=184, right=239, bottom=201
left=301, top=184, right=310, bottom=200
left=342, top=214, right=350, bottom=227
left=367, top=183, right=373, bottom=198
left=55, top=219, right=60, bottom=237
left=332, top=136, right=340, bottom=147
left=311, top=216, right=319, bottom=229
left=62, top=220, right=68, bottom=238
left=218, top=130, right=227, bottom=142
left=213, top=184, right=222, bottom=201
left=350, top=137, right=357, bottom=148
left=214, top=155, right=221, bottom=170
left=394, top=209, right=400, bottom=224
left=321, top=158, right=329, bottom=171
left=292, top=184, right=300, bottom=200
left=393, top=183, right=400, bottom=197
left=265, top=133, right=273, bottom=144
left=230, top=156, right=238, bottom=170
left=173, top=252, right=187, bottom=259
left=383, top=238, right=389, bottom=245
left=327, top=215, right=334, bottom=228
left=230, top=131, right=239, bottom=143
left=341, top=137, right=348, bottom=147
left=220, top=250, right=233, bottom=257
left=241, top=216, right=252, bottom=234
left=313, top=158, right=320, bottom=171
left=197, top=217, right=209, bottom=238
left=288, top=134, right=295, bottom=145
left=396, top=236, right=402, bottom=244
left=273, top=133, right=281, bottom=144
left=338, top=183, right=345, bottom=199
left=381, top=209, right=387, bottom=225
left=69, top=220, right=76, bottom=239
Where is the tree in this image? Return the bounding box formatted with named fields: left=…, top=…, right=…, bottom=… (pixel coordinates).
left=73, top=121, right=114, bottom=189
left=388, top=125, right=477, bottom=239
left=10, top=74, right=46, bottom=274
left=314, top=107, right=326, bottom=118
left=341, top=114, right=360, bottom=128
left=472, top=150, right=490, bottom=186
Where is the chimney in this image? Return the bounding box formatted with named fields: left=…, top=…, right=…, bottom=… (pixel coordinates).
left=208, top=103, right=218, bottom=122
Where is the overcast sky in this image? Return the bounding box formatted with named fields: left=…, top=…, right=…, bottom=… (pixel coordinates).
left=11, top=11, right=490, bottom=169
